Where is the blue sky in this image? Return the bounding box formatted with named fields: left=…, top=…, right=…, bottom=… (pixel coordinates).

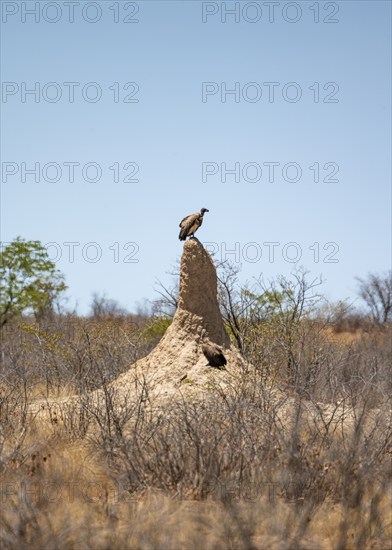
left=1, top=0, right=391, bottom=314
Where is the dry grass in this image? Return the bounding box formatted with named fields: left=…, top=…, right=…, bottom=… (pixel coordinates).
left=1, top=317, right=391, bottom=549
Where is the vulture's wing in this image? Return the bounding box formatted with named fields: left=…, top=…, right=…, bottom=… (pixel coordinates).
left=179, top=215, right=190, bottom=228
left=179, top=212, right=198, bottom=231
left=179, top=212, right=196, bottom=228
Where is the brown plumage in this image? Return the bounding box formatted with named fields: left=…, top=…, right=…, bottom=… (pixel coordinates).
left=179, top=208, right=209, bottom=241
left=202, top=342, right=227, bottom=369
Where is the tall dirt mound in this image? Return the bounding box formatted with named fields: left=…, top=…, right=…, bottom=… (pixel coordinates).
left=147, top=237, right=231, bottom=369
left=33, top=238, right=244, bottom=418
left=113, top=238, right=243, bottom=401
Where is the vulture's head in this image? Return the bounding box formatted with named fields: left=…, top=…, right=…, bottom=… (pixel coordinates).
left=200, top=208, right=209, bottom=215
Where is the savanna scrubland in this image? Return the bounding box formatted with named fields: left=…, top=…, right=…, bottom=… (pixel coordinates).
left=1, top=241, right=391, bottom=549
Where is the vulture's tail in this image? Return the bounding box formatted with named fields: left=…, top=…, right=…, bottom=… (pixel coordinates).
left=179, top=229, right=187, bottom=241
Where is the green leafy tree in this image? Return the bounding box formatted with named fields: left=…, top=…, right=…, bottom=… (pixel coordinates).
left=0, top=237, right=67, bottom=327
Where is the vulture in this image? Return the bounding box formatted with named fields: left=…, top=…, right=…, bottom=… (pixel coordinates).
left=179, top=208, right=209, bottom=241
left=202, top=342, right=227, bottom=369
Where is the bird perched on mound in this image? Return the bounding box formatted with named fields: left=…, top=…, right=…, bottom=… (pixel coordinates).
left=202, top=341, right=227, bottom=369
left=179, top=208, right=209, bottom=241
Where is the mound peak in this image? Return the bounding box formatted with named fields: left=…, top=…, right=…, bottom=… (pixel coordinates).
left=177, top=238, right=230, bottom=347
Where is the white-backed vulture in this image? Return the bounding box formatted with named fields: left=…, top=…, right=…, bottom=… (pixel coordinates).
left=202, top=342, right=227, bottom=369
left=179, top=208, right=209, bottom=241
